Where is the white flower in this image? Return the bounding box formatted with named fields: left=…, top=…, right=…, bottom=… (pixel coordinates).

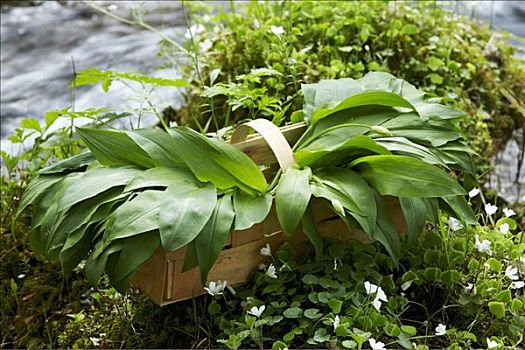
left=502, top=207, right=516, bottom=217
left=468, top=188, right=480, bottom=198
left=448, top=217, right=463, bottom=231
left=269, top=25, right=285, bottom=36
left=485, top=203, right=498, bottom=216
left=510, top=281, right=524, bottom=289
left=266, top=264, right=278, bottom=278
left=364, top=281, right=378, bottom=294
left=435, top=323, right=447, bottom=336
left=252, top=19, right=261, bottom=29
left=474, top=234, right=493, bottom=256
left=505, top=266, right=519, bottom=280
left=258, top=263, right=266, bottom=270
left=368, top=338, right=386, bottom=350
left=90, top=337, right=100, bottom=347
left=203, top=280, right=227, bottom=296
left=364, top=281, right=388, bottom=311
left=487, top=338, right=499, bottom=349
left=247, top=305, right=265, bottom=317
left=185, top=24, right=205, bottom=39
left=401, top=280, right=413, bottom=291
left=499, top=223, right=510, bottom=234
left=333, top=315, right=340, bottom=330
left=260, top=243, right=272, bottom=257
left=198, top=39, right=213, bottom=53
left=464, top=282, right=476, bottom=294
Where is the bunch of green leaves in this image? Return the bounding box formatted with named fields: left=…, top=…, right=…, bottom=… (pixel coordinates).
left=273, top=72, right=477, bottom=264
left=173, top=0, right=524, bottom=170
left=18, top=124, right=270, bottom=291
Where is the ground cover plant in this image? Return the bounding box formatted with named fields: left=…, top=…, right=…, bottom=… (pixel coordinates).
left=1, top=1, right=524, bottom=349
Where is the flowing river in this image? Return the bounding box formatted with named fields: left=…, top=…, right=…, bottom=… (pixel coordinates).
left=1, top=1, right=524, bottom=202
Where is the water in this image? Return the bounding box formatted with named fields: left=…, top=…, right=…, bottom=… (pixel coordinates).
left=1, top=1, right=187, bottom=151
left=1, top=1, right=524, bottom=202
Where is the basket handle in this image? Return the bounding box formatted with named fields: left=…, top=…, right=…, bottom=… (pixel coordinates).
left=230, top=119, right=295, bottom=172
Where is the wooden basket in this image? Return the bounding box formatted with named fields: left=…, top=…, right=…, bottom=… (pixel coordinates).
left=130, top=121, right=406, bottom=306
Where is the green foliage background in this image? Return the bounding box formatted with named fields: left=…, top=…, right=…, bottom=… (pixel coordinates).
left=171, top=1, right=524, bottom=173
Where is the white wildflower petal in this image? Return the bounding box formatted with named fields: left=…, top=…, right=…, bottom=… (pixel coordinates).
left=499, top=223, right=510, bottom=234
left=510, top=281, right=524, bottom=289
left=333, top=315, right=340, bottom=330
left=266, top=264, right=278, bottom=278
left=468, top=188, right=480, bottom=198
left=448, top=217, right=463, bottom=231
left=474, top=234, right=492, bottom=255
left=502, top=207, right=516, bottom=217
left=364, top=281, right=378, bottom=294
left=247, top=305, right=266, bottom=317
left=203, top=280, right=227, bottom=296
left=435, top=323, right=447, bottom=336
left=376, top=287, right=388, bottom=302
left=485, top=203, right=498, bottom=216
left=260, top=243, right=272, bottom=256
left=369, top=338, right=386, bottom=350
left=505, top=266, right=519, bottom=280
left=90, top=337, right=100, bottom=347
left=487, top=338, right=499, bottom=349
left=198, top=39, right=213, bottom=53
left=372, top=296, right=382, bottom=311
left=269, top=25, right=285, bottom=36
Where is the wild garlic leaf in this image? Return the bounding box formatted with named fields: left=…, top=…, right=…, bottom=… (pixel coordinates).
left=276, top=166, right=312, bottom=236
left=351, top=155, right=466, bottom=197
left=77, top=128, right=155, bottom=168
left=195, top=193, right=235, bottom=283
left=159, top=182, right=217, bottom=252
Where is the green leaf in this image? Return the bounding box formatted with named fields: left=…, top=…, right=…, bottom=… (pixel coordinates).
left=124, top=166, right=196, bottom=192
left=488, top=301, right=506, bottom=319
left=168, top=127, right=267, bottom=195
left=20, top=118, right=42, bottom=133
left=77, top=128, right=155, bottom=168
left=283, top=307, right=303, bottom=319
left=399, top=197, right=437, bottom=244
left=56, top=166, right=141, bottom=212
left=18, top=175, right=63, bottom=217
left=276, top=166, right=312, bottom=236
left=296, top=135, right=390, bottom=168
left=233, top=191, right=272, bottom=231
left=304, top=308, right=322, bottom=320
left=195, top=193, right=235, bottom=283
left=301, top=203, right=324, bottom=259
left=381, top=114, right=462, bottom=147
left=74, top=68, right=189, bottom=90
left=315, top=167, right=377, bottom=232
left=351, top=155, right=466, bottom=197
left=107, top=230, right=160, bottom=292
left=312, top=91, right=416, bottom=124
left=401, top=24, right=418, bottom=35
left=441, top=195, right=477, bottom=225
left=372, top=192, right=401, bottom=263
left=159, top=182, right=217, bottom=252
left=328, top=299, right=343, bottom=314
left=38, top=151, right=95, bottom=175
left=375, top=137, right=444, bottom=165
left=496, top=217, right=517, bottom=231
left=126, top=129, right=185, bottom=168
left=103, top=190, right=164, bottom=242
left=427, top=57, right=445, bottom=71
